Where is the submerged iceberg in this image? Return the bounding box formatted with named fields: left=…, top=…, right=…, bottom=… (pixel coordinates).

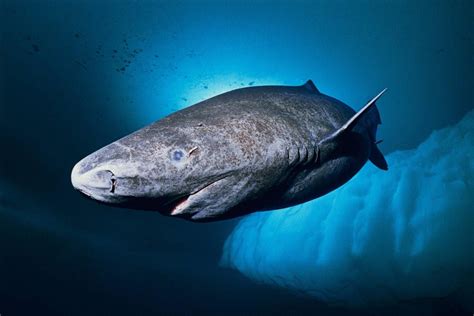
left=222, top=110, right=473, bottom=308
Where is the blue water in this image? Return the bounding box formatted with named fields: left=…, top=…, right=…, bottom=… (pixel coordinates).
left=1, top=0, right=473, bottom=315
left=222, top=110, right=473, bottom=308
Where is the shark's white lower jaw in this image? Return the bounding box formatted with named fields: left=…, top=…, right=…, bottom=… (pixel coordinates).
left=74, top=185, right=122, bottom=204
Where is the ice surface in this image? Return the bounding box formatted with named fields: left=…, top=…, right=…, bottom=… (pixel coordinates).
left=221, top=110, right=474, bottom=307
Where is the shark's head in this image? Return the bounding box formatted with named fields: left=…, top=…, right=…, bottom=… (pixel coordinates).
left=71, top=117, right=274, bottom=221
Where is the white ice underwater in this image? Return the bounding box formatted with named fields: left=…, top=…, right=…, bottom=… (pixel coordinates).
left=221, top=110, right=473, bottom=308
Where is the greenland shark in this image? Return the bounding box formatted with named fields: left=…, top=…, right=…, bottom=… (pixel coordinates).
left=71, top=80, right=388, bottom=222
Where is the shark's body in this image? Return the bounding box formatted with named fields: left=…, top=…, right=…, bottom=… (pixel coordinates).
left=71, top=80, right=388, bottom=222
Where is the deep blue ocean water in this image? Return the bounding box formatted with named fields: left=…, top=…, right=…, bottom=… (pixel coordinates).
left=1, top=0, right=473, bottom=315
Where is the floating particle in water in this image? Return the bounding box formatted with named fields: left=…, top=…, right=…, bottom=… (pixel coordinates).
left=248, top=81, right=255, bottom=86
left=186, top=50, right=196, bottom=58
left=32, top=44, right=40, bottom=52
left=74, top=60, right=88, bottom=71
left=154, top=54, right=159, bottom=58
left=113, top=49, right=117, bottom=53
left=203, top=85, right=208, bottom=89
left=181, top=97, right=188, bottom=102
left=74, top=32, right=80, bottom=38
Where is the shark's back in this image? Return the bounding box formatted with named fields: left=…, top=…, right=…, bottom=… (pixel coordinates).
left=158, top=81, right=356, bottom=145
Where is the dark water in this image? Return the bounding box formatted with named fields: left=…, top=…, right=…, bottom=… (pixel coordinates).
left=1, top=0, right=472, bottom=315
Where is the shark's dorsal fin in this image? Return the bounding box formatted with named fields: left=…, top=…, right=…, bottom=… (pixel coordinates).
left=302, top=80, right=320, bottom=94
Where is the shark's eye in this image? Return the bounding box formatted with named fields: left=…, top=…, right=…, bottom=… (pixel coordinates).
left=172, top=150, right=184, bottom=161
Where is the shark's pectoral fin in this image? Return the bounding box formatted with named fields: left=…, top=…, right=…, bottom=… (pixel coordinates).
left=335, top=88, right=386, bottom=137
left=320, top=89, right=388, bottom=170
left=173, top=175, right=252, bottom=221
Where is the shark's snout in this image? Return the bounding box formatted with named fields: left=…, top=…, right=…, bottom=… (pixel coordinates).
left=71, top=160, right=115, bottom=200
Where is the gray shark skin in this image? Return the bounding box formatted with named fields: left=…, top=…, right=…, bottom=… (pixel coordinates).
left=71, top=80, right=388, bottom=222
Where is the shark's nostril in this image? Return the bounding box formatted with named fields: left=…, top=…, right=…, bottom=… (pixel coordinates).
left=110, top=177, right=116, bottom=193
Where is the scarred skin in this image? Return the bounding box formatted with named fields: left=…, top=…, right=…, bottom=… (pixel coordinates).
left=71, top=81, right=386, bottom=222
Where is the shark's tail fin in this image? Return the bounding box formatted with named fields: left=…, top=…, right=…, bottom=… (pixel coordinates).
left=323, top=89, right=388, bottom=170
